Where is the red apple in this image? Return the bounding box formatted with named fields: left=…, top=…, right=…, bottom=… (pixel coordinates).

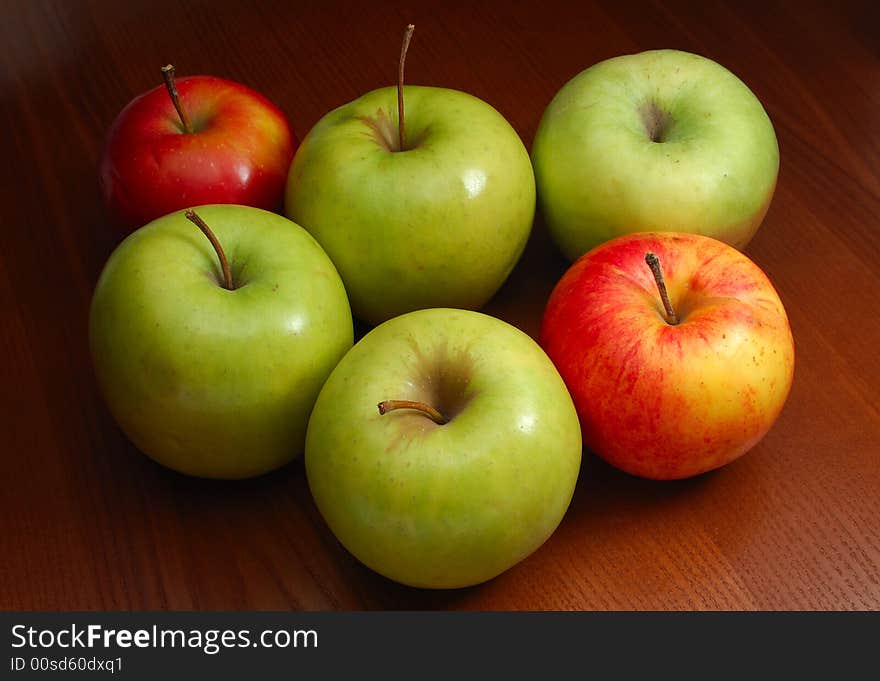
left=540, top=232, right=795, bottom=480
left=99, top=65, right=296, bottom=232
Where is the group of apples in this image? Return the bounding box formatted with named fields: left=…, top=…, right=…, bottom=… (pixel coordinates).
left=89, top=28, right=795, bottom=589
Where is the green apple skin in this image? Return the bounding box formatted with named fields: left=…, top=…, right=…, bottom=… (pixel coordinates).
left=305, top=308, right=582, bottom=589
left=285, top=86, right=536, bottom=325
left=532, top=49, right=779, bottom=261
left=89, top=205, right=353, bottom=479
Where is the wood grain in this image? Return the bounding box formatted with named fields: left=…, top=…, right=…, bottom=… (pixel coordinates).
left=1, top=0, right=878, bottom=611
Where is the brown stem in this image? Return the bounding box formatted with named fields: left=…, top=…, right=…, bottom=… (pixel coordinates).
left=644, top=252, right=678, bottom=325
left=185, top=210, right=233, bottom=290
left=161, top=64, right=191, bottom=134
left=397, top=24, right=415, bottom=151
left=378, top=399, right=447, bottom=425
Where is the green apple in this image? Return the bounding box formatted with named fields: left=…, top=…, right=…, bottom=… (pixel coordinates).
left=305, top=308, right=582, bottom=589
left=89, top=205, right=353, bottom=479
left=532, top=49, right=779, bottom=261
left=285, top=80, right=535, bottom=324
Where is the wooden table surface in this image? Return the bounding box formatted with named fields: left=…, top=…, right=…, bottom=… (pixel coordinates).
left=2, top=0, right=878, bottom=611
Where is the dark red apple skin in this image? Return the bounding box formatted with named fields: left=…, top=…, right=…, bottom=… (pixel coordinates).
left=99, top=76, right=296, bottom=232
left=539, top=232, right=795, bottom=480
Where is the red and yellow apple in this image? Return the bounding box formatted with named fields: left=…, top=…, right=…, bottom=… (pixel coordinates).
left=540, top=231, right=795, bottom=480
left=100, top=65, right=295, bottom=232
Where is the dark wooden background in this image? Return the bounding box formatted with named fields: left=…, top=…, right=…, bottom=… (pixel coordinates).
left=2, top=0, right=878, bottom=611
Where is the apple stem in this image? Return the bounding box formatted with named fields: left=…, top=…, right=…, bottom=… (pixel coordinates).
left=645, top=252, right=678, bottom=325
left=397, top=23, right=415, bottom=151
left=185, top=210, right=234, bottom=290
left=161, top=64, right=192, bottom=134
left=378, top=399, right=448, bottom=425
